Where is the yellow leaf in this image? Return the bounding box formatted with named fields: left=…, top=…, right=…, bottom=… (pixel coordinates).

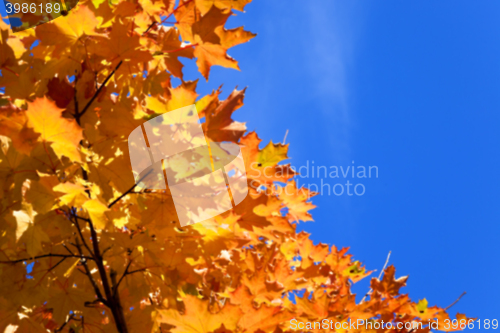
left=35, top=6, right=101, bottom=48
left=25, top=173, right=60, bottom=215
left=258, top=141, right=289, bottom=168
left=53, top=182, right=89, bottom=207
left=13, top=207, right=49, bottom=257
left=26, top=97, right=83, bottom=162
left=83, top=199, right=108, bottom=230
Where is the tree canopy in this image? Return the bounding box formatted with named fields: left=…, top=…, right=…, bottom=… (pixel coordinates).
left=0, top=0, right=471, bottom=332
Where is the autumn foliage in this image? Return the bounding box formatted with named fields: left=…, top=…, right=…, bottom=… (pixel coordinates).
left=0, top=0, right=470, bottom=332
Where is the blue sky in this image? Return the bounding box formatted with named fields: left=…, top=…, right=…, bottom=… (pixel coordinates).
left=2, top=0, right=499, bottom=328
left=184, top=0, right=500, bottom=327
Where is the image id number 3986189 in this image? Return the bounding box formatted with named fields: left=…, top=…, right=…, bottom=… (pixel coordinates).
left=5, top=2, right=61, bottom=13
left=444, top=319, right=498, bottom=330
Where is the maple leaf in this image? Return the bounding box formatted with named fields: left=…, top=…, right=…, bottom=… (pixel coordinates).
left=26, top=97, right=83, bottom=162
left=83, top=199, right=109, bottom=230
left=371, top=265, right=408, bottom=297
left=35, top=5, right=100, bottom=51
left=0, top=29, right=17, bottom=68
left=25, top=173, right=61, bottom=215
left=0, top=105, right=39, bottom=154
left=158, top=27, right=195, bottom=79
left=238, top=304, right=295, bottom=333
left=194, top=39, right=239, bottom=80
left=14, top=206, right=50, bottom=257
left=258, top=141, right=289, bottom=168
left=277, top=181, right=317, bottom=222
left=93, top=21, right=153, bottom=66
left=158, top=295, right=243, bottom=333
left=203, top=88, right=247, bottom=142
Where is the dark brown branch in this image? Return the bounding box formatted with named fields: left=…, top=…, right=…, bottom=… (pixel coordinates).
left=75, top=237, right=108, bottom=307
left=143, top=21, right=157, bottom=35
left=88, top=218, right=129, bottom=333
left=72, top=214, right=95, bottom=258
left=62, top=243, right=76, bottom=256
left=126, top=268, right=148, bottom=275
left=113, top=260, right=132, bottom=296
left=0, top=253, right=92, bottom=264
left=55, top=314, right=76, bottom=332
left=108, top=169, right=153, bottom=208
left=445, top=291, right=467, bottom=310
left=75, top=60, right=123, bottom=125
left=102, top=246, right=113, bottom=257
left=48, top=257, right=67, bottom=272
left=75, top=152, right=128, bottom=330
left=107, top=183, right=137, bottom=208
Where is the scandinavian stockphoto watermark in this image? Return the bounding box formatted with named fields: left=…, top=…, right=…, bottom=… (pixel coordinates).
left=249, top=160, right=379, bottom=197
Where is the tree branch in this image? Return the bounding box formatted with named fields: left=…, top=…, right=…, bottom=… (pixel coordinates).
left=71, top=213, right=95, bottom=258
left=74, top=237, right=108, bottom=307
left=54, top=314, right=77, bottom=333
left=62, top=243, right=76, bottom=256
left=0, top=253, right=93, bottom=264
left=87, top=218, right=129, bottom=333
left=48, top=257, right=68, bottom=272
left=143, top=0, right=194, bottom=35
left=113, top=260, right=132, bottom=296
left=75, top=60, right=123, bottom=125
left=445, top=291, right=467, bottom=311
left=126, top=268, right=149, bottom=275
left=360, top=251, right=391, bottom=303
left=108, top=169, right=153, bottom=208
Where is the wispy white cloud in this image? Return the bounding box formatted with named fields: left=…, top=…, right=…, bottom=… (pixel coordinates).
left=304, top=2, right=365, bottom=161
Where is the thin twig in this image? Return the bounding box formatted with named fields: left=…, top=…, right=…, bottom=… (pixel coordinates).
left=71, top=214, right=95, bottom=258
left=76, top=61, right=123, bottom=124
left=126, top=268, right=148, bottom=275
left=108, top=169, right=153, bottom=208
left=143, top=21, right=157, bottom=35
left=445, top=291, right=466, bottom=311
left=283, top=129, right=289, bottom=145
left=48, top=257, right=68, bottom=272
left=113, top=260, right=133, bottom=296
left=360, top=251, right=391, bottom=303
left=62, top=243, right=76, bottom=256
left=377, top=251, right=392, bottom=280
left=0, top=253, right=92, bottom=264
left=153, top=44, right=198, bottom=55
left=55, top=314, right=76, bottom=332
left=102, top=246, right=113, bottom=257
left=143, top=0, right=194, bottom=35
